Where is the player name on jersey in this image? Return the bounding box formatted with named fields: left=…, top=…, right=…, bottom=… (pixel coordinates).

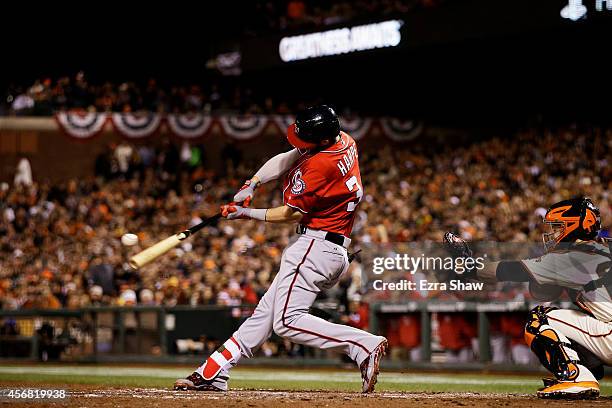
left=337, top=144, right=358, bottom=176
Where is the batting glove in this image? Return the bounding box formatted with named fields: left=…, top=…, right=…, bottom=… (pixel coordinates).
left=220, top=203, right=251, bottom=220
left=233, top=180, right=258, bottom=207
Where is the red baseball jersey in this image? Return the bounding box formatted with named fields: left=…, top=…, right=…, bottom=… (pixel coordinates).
left=283, top=132, right=363, bottom=236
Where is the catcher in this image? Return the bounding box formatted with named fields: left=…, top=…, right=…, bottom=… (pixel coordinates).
left=444, top=197, right=611, bottom=399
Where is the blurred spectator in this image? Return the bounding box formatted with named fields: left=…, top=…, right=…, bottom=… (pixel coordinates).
left=89, top=285, right=104, bottom=306
left=119, top=289, right=137, bottom=306
left=11, top=88, right=34, bottom=115
left=114, top=142, right=133, bottom=175
left=384, top=314, right=421, bottom=361
left=287, top=0, right=306, bottom=21
left=14, top=157, right=33, bottom=186
left=488, top=315, right=510, bottom=363
left=342, top=297, right=369, bottom=330
left=437, top=313, right=477, bottom=362
left=139, top=289, right=154, bottom=305
left=500, top=313, right=536, bottom=364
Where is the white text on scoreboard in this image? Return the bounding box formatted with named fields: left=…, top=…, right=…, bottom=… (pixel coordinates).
left=279, top=20, right=403, bottom=63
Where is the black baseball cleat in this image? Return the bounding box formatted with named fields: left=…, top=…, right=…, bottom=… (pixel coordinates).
left=360, top=339, right=387, bottom=393
left=173, top=371, right=228, bottom=392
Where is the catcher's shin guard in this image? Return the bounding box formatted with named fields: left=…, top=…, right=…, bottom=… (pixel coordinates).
left=524, top=306, right=580, bottom=380
left=524, top=306, right=599, bottom=398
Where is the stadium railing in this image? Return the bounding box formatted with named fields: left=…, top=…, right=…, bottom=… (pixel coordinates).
left=0, top=301, right=583, bottom=373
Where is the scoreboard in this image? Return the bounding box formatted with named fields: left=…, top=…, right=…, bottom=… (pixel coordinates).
left=239, top=0, right=612, bottom=71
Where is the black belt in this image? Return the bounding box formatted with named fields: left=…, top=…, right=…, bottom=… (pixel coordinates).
left=296, top=225, right=346, bottom=247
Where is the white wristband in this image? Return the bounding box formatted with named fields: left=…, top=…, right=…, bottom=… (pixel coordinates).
left=247, top=208, right=267, bottom=221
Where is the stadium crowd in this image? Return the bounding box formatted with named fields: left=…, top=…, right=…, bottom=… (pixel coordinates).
left=0, top=126, right=610, bottom=360
left=1, top=73, right=297, bottom=117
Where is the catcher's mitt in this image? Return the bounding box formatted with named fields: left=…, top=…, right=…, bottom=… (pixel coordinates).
left=442, top=232, right=476, bottom=279
left=443, top=232, right=473, bottom=259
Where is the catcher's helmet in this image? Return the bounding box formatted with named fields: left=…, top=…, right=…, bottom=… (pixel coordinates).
left=287, top=105, right=340, bottom=149
left=542, top=197, right=601, bottom=251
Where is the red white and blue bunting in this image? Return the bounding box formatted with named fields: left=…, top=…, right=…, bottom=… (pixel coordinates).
left=55, top=111, right=107, bottom=139
left=54, top=113, right=425, bottom=142
left=379, top=118, right=424, bottom=142
left=270, top=114, right=295, bottom=134
left=167, top=114, right=214, bottom=139
left=339, top=116, right=373, bottom=141
left=217, top=115, right=269, bottom=140
left=111, top=113, right=162, bottom=139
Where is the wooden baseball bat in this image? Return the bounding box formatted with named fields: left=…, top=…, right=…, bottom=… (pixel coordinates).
left=129, top=213, right=221, bottom=270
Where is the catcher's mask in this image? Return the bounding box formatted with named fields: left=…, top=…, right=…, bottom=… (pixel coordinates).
left=542, top=197, right=600, bottom=252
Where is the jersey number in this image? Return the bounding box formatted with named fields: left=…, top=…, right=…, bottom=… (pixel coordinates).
left=345, top=176, right=363, bottom=212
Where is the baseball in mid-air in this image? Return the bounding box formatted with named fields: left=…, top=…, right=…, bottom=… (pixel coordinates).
left=121, top=233, right=139, bottom=246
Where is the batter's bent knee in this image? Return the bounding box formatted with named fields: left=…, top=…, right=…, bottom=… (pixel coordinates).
left=272, top=313, right=290, bottom=337
left=272, top=309, right=305, bottom=338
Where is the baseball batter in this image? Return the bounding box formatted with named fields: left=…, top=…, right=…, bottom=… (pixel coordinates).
left=174, top=105, right=387, bottom=393
left=445, top=197, right=611, bottom=399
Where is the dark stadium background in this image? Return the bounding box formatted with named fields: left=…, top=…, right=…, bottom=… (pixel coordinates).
left=4, top=1, right=611, bottom=126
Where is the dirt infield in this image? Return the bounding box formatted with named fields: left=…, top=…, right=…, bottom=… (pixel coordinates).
left=2, top=384, right=610, bottom=408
